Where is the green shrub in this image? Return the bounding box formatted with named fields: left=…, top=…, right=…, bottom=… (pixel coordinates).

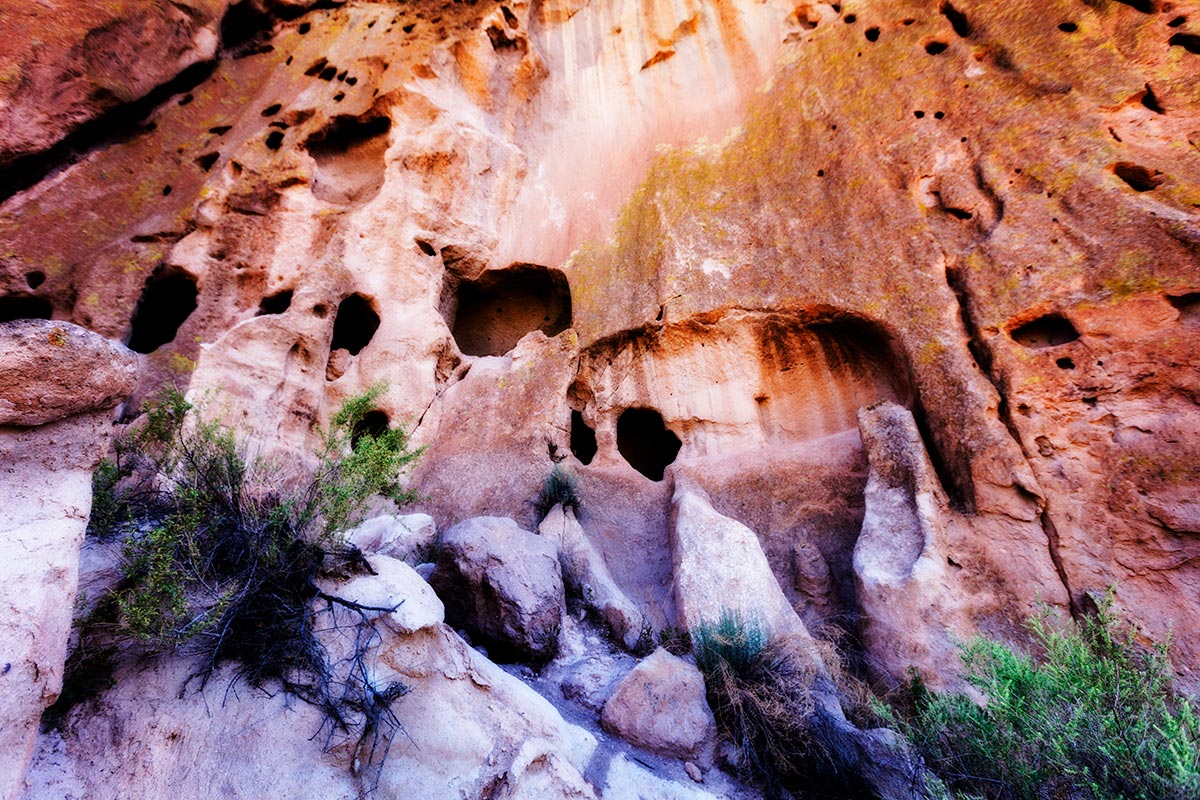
left=534, top=463, right=581, bottom=520
left=67, top=385, right=424, bottom=791
left=691, top=611, right=877, bottom=799
left=896, top=596, right=1200, bottom=800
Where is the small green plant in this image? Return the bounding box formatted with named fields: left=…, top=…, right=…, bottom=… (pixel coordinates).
left=534, top=463, right=581, bottom=520
left=64, top=385, right=424, bottom=793
left=893, top=595, right=1200, bottom=800
left=691, top=611, right=875, bottom=799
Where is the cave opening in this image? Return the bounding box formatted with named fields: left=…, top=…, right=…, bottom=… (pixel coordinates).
left=1010, top=313, right=1079, bottom=349
left=126, top=269, right=199, bottom=354
left=616, top=407, right=681, bottom=481
left=570, top=410, right=597, bottom=465
left=330, top=293, right=380, bottom=356
left=0, top=295, right=53, bottom=323
left=257, top=289, right=293, bottom=316
left=448, top=264, right=572, bottom=356
left=352, top=410, right=390, bottom=446
left=305, top=115, right=391, bottom=204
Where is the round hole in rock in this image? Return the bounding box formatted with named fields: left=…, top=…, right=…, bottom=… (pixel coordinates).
left=304, top=115, right=391, bottom=205
left=449, top=264, right=572, bottom=356
left=126, top=269, right=199, bottom=354
left=351, top=410, right=389, bottom=446
left=570, top=410, right=597, bottom=465
left=330, top=293, right=380, bottom=355
left=1010, top=313, right=1079, bottom=349
left=0, top=294, right=53, bottom=323
left=1056, top=357, right=1075, bottom=370
left=24, top=270, right=45, bottom=289
left=616, top=407, right=681, bottom=481
left=257, top=289, right=293, bottom=316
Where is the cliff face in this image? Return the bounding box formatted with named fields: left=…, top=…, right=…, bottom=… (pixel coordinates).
left=2, top=0, right=1199, bottom=787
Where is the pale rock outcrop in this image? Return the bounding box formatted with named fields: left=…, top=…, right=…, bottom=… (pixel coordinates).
left=328, top=554, right=445, bottom=636
left=345, top=513, right=437, bottom=565
left=538, top=504, right=645, bottom=651
left=429, top=516, right=565, bottom=663
left=0, top=320, right=137, bottom=800
left=854, top=402, right=972, bottom=689
left=670, top=484, right=815, bottom=648
left=600, top=648, right=716, bottom=763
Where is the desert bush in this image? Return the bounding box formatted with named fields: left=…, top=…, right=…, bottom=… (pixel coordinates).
left=894, top=596, right=1200, bottom=800
left=692, top=611, right=878, bottom=799
left=534, top=463, right=581, bottom=520
left=65, top=385, right=423, bottom=792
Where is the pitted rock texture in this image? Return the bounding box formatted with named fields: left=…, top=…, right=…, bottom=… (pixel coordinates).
left=1, top=1, right=1199, bottom=787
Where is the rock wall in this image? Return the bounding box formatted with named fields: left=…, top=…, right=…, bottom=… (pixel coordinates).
left=1, top=0, right=1198, bottom=754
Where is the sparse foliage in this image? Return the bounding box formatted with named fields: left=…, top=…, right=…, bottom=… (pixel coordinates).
left=890, top=594, right=1200, bottom=800
left=65, top=385, right=424, bottom=794
left=691, top=611, right=878, bottom=799
left=535, top=463, right=581, bottom=520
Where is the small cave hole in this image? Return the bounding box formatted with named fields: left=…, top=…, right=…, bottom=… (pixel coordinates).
left=0, top=295, right=53, bottom=323
left=1168, top=16, right=1186, bottom=28
left=1111, top=161, right=1164, bottom=191
left=220, top=0, right=275, bottom=57
left=1010, top=314, right=1079, bottom=349
left=940, top=2, right=972, bottom=37
left=126, top=269, right=199, bottom=354
left=351, top=410, right=389, bottom=445
left=925, top=40, right=949, bottom=55
left=865, top=27, right=880, bottom=41
left=934, top=110, right=945, bottom=119
left=195, top=152, right=220, bottom=171
left=1058, top=21, right=1078, bottom=32
left=298, top=22, right=312, bottom=34
left=305, top=58, right=329, bottom=77
left=209, top=125, right=233, bottom=135
left=616, top=407, right=681, bottom=481
left=257, top=289, right=293, bottom=316
left=1167, top=292, right=1200, bottom=324
left=1113, top=0, right=1155, bottom=12
left=313, top=303, right=328, bottom=318
left=305, top=116, right=391, bottom=204
left=320, top=66, right=338, bottom=81
left=844, top=13, right=857, bottom=24
left=261, top=103, right=282, bottom=117
left=24, top=270, right=45, bottom=289
left=330, top=293, right=380, bottom=356
left=570, top=410, right=597, bottom=465
left=265, top=131, right=284, bottom=150
left=162, top=185, right=173, bottom=196
left=1168, top=32, right=1200, bottom=54
left=416, top=239, right=437, bottom=256
left=1056, top=357, right=1076, bottom=369
left=914, top=110, right=926, bottom=118
left=1140, top=84, right=1165, bottom=113
left=448, top=264, right=572, bottom=356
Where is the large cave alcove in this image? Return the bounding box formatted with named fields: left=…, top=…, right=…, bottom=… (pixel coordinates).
left=126, top=268, right=199, bottom=354
left=447, top=264, right=572, bottom=356
left=0, top=294, right=53, bottom=323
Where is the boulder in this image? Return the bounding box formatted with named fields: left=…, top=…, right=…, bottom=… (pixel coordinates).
left=328, top=554, right=445, bottom=635
left=0, top=321, right=137, bottom=798
left=538, top=504, right=645, bottom=651
left=345, top=513, right=437, bottom=564
left=600, top=648, right=716, bottom=762
left=0, top=320, right=138, bottom=426
left=428, top=516, right=564, bottom=663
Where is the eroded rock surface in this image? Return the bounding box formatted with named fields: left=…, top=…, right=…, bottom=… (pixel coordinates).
left=0, top=321, right=137, bottom=799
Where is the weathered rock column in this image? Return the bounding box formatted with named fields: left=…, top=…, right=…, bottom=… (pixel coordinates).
left=0, top=320, right=137, bottom=800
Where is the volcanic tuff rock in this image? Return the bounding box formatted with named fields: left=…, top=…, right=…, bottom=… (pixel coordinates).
left=0, top=321, right=138, bottom=799
left=2, top=0, right=1200, bottom=795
